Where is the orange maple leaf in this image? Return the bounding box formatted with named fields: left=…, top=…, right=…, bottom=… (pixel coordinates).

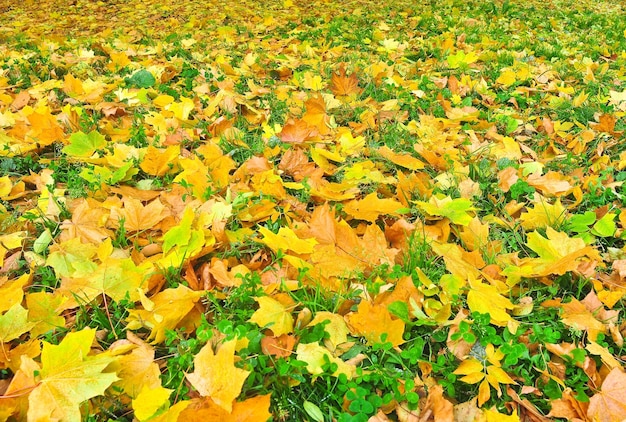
left=302, top=94, right=331, bottom=135
left=330, top=65, right=362, bottom=97
left=279, top=118, right=319, bottom=144
left=27, top=108, right=65, bottom=146
left=261, top=334, right=297, bottom=357
left=345, top=301, right=405, bottom=347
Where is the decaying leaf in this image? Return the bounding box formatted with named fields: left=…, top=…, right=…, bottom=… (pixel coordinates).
left=587, top=369, right=626, bottom=422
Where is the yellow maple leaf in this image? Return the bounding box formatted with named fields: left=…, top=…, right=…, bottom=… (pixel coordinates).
left=0, top=303, right=36, bottom=343
left=484, top=408, right=520, bottom=422
left=185, top=339, right=251, bottom=412
left=132, top=385, right=173, bottom=421
left=26, top=107, right=65, bottom=146
left=343, top=192, right=405, bottom=222
left=0, top=272, right=29, bottom=313
left=0, top=231, right=28, bottom=266
left=458, top=217, right=490, bottom=252
left=303, top=72, right=325, bottom=90
left=59, top=198, right=111, bottom=244
left=526, top=227, right=602, bottom=276
left=58, top=246, right=150, bottom=305
left=519, top=198, right=568, bottom=230
left=140, top=145, right=180, bottom=177
left=308, top=311, right=349, bottom=351
left=0, top=175, right=12, bottom=198
left=467, top=279, right=514, bottom=326
left=258, top=226, right=318, bottom=255
left=111, top=197, right=169, bottom=232
left=338, top=129, right=365, bottom=156
left=295, top=342, right=354, bottom=378
left=109, top=332, right=161, bottom=398
left=25, top=291, right=67, bottom=338
left=126, top=285, right=205, bottom=344
left=27, top=329, right=118, bottom=422
left=168, top=96, right=195, bottom=121
left=249, top=296, right=294, bottom=336
left=377, top=145, right=425, bottom=170
left=496, top=69, right=516, bottom=86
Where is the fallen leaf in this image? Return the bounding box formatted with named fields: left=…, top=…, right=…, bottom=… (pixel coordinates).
left=343, top=192, right=406, bottom=222
left=467, top=280, right=514, bottom=326
left=345, top=301, right=405, bottom=347
left=27, top=329, right=118, bottom=422
left=308, top=311, right=349, bottom=351
left=258, top=226, right=318, bottom=255
left=132, top=385, right=173, bottom=421
left=422, top=384, right=454, bottom=422
left=261, top=334, right=297, bottom=357
left=249, top=296, right=294, bottom=336
left=330, top=65, right=362, bottom=97
left=587, top=369, right=626, bottom=422
left=185, top=339, right=251, bottom=412
left=126, top=285, right=205, bottom=344
left=279, top=118, right=319, bottom=144
left=295, top=342, right=354, bottom=378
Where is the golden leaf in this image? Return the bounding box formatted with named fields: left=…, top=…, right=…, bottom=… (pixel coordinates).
left=343, top=192, right=405, bottom=222
left=467, top=280, right=514, bottom=326
left=249, top=296, right=294, bottom=336
left=345, top=301, right=405, bottom=346
left=140, top=145, right=180, bottom=177
left=185, top=340, right=251, bottom=413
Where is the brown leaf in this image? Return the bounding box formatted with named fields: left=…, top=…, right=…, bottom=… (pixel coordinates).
left=611, top=259, right=626, bottom=279
left=506, top=387, right=551, bottom=422
left=588, top=369, right=626, bottom=422
left=420, top=384, right=453, bottom=422
left=278, top=148, right=324, bottom=182
left=11, top=90, right=30, bottom=111
left=260, top=334, right=297, bottom=357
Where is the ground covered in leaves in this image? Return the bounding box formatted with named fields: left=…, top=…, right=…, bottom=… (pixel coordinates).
left=0, top=0, right=626, bottom=420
